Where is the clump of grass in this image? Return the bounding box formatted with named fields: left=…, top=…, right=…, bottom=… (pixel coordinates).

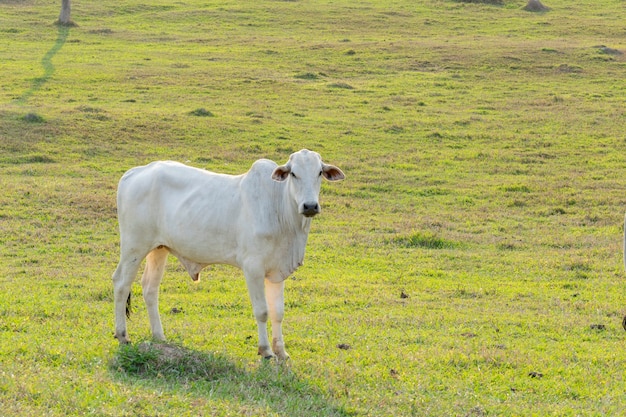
left=24, top=154, right=55, bottom=163
left=112, top=342, right=159, bottom=375
left=597, top=46, right=622, bottom=55
left=189, top=108, right=215, bottom=117
left=389, top=231, right=457, bottom=249
left=557, top=64, right=583, bottom=73
left=294, top=72, right=319, bottom=80
left=111, top=341, right=239, bottom=382
left=386, top=125, right=404, bottom=134
left=0, top=153, right=54, bottom=164
left=77, top=105, right=104, bottom=113
left=501, top=184, right=531, bottom=193
left=328, top=82, right=354, bottom=90
left=22, top=112, right=45, bottom=123
left=497, top=241, right=523, bottom=251
left=455, top=0, right=503, bottom=4
left=54, top=20, right=78, bottom=27
left=417, top=187, right=450, bottom=197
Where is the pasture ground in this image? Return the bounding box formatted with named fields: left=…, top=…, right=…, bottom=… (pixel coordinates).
left=1, top=0, right=626, bottom=415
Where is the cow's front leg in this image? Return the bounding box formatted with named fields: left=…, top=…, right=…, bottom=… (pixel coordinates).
left=243, top=265, right=273, bottom=359
left=266, top=279, right=289, bottom=360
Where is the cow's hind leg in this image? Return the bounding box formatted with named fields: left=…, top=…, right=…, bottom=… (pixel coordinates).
left=113, top=251, right=145, bottom=343
left=266, top=279, right=289, bottom=360
left=141, top=247, right=169, bottom=341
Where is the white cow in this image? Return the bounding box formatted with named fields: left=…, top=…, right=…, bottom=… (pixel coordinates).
left=112, top=149, right=345, bottom=359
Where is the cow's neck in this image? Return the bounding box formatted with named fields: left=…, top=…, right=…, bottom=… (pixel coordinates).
left=277, top=189, right=312, bottom=279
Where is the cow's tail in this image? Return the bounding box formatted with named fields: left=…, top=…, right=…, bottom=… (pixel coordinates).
left=126, top=292, right=132, bottom=319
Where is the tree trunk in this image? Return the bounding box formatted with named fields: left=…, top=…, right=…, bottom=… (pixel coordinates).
left=57, top=0, right=73, bottom=25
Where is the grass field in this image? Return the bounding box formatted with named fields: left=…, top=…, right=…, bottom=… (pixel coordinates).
left=2, top=0, right=626, bottom=415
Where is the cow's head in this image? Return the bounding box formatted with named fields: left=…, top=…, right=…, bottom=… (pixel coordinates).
left=272, top=149, right=345, bottom=217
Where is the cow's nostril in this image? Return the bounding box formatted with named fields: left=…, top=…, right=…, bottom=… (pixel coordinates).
left=302, top=202, right=320, bottom=216
left=304, top=202, right=319, bottom=210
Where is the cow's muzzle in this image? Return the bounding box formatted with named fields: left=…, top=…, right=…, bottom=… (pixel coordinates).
left=301, top=201, right=320, bottom=217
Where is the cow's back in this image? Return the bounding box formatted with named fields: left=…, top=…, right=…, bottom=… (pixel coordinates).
left=116, top=161, right=246, bottom=265
left=117, top=161, right=217, bottom=219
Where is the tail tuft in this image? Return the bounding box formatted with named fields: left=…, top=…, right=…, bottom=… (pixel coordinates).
left=125, top=292, right=132, bottom=319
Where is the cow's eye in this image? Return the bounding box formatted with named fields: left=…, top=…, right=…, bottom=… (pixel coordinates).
left=290, top=172, right=297, bottom=178
left=318, top=171, right=323, bottom=177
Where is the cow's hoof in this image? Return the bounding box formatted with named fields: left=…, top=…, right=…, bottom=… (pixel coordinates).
left=258, top=345, right=274, bottom=359
left=114, top=333, right=131, bottom=344
left=272, top=339, right=289, bottom=361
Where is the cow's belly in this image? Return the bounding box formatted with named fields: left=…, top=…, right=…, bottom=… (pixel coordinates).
left=160, top=229, right=240, bottom=267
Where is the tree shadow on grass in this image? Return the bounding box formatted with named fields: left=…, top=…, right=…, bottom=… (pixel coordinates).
left=110, top=341, right=355, bottom=416
left=14, top=24, right=70, bottom=105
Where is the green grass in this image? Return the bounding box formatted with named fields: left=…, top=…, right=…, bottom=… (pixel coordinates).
left=2, top=0, right=626, bottom=415
left=389, top=231, right=459, bottom=249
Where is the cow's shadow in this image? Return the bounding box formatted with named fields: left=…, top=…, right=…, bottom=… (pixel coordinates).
left=110, top=341, right=353, bottom=416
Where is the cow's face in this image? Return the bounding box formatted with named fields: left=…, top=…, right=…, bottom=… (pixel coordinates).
left=272, top=149, right=345, bottom=217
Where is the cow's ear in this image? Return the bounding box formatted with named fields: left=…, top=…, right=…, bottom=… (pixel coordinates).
left=322, top=164, right=345, bottom=181
left=272, top=165, right=291, bottom=182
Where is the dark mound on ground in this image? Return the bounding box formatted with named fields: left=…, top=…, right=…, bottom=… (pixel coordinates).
left=523, top=0, right=550, bottom=12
